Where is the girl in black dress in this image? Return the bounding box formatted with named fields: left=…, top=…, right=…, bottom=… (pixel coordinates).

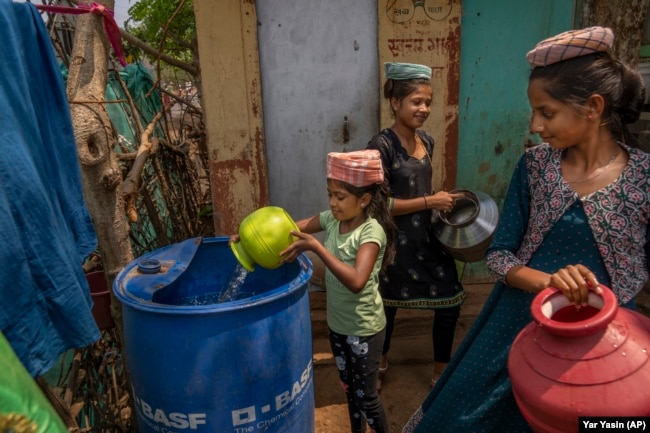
left=367, top=62, right=465, bottom=391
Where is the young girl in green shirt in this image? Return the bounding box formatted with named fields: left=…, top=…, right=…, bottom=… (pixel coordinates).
left=280, top=149, right=396, bottom=433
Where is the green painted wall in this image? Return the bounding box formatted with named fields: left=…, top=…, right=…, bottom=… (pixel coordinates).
left=456, top=1, right=575, bottom=282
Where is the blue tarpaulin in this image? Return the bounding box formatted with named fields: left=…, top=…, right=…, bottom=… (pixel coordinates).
left=0, top=0, right=99, bottom=377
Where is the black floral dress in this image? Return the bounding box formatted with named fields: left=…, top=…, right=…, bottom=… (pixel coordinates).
left=367, top=129, right=465, bottom=309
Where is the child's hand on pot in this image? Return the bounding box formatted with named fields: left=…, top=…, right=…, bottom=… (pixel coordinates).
left=280, top=231, right=318, bottom=263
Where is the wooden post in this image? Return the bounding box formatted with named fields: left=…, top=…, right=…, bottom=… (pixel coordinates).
left=194, top=0, right=268, bottom=235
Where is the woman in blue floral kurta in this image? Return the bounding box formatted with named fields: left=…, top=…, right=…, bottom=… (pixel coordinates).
left=403, top=27, right=650, bottom=433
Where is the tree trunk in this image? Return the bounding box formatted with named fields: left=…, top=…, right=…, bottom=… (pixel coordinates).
left=66, top=1, right=137, bottom=428
left=579, top=0, right=650, bottom=66
left=66, top=0, right=133, bottom=329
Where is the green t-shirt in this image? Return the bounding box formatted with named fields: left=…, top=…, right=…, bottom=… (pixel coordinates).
left=319, top=210, right=387, bottom=336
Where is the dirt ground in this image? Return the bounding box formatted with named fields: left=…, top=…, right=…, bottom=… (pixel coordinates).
left=310, top=281, right=650, bottom=433
left=309, top=283, right=494, bottom=433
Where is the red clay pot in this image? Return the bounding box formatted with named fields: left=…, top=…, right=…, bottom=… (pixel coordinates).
left=85, top=271, right=115, bottom=331
left=508, top=285, right=650, bottom=433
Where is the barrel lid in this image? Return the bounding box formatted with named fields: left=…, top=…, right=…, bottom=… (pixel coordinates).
left=113, top=237, right=201, bottom=303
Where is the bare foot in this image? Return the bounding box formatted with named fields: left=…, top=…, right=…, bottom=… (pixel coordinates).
left=431, top=361, right=447, bottom=388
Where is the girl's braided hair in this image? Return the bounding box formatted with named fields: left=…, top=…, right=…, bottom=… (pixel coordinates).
left=336, top=180, right=396, bottom=271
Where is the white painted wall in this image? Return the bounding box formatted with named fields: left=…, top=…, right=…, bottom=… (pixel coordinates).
left=256, top=1, right=380, bottom=221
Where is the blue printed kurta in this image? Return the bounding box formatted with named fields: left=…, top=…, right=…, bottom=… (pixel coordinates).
left=402, top=143, right=650, bottom=433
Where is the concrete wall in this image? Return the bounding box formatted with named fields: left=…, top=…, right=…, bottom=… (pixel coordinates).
left=456, top=1, right=574, bottom=281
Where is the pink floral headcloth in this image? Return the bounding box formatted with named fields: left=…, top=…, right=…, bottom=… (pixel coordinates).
left=327, top=149, right=384, bottom=187
left=526, top=26, right=614, bottom=68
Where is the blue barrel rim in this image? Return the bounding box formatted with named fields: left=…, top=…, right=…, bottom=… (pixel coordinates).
left=113, top=251, right=312, bottom=315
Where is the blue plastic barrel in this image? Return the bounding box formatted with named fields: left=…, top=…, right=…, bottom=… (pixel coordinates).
left=113, top=237, right=314, bottom=433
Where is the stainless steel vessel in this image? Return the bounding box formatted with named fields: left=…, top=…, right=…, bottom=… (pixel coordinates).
left=433, top=189, right=499, bottom=262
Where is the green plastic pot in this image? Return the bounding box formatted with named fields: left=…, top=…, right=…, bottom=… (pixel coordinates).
left=230, top=206, right=299, bottom=271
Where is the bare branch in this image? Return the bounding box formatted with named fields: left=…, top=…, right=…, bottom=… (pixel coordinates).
left=119, top=28, right=198, bottom=75
left=122, top=112, right=164, bottom=222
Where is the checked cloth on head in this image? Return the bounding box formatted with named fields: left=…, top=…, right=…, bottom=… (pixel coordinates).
left=526, top=26, right=614, bottom=68
left=327, top=149, right=384, bottom=187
